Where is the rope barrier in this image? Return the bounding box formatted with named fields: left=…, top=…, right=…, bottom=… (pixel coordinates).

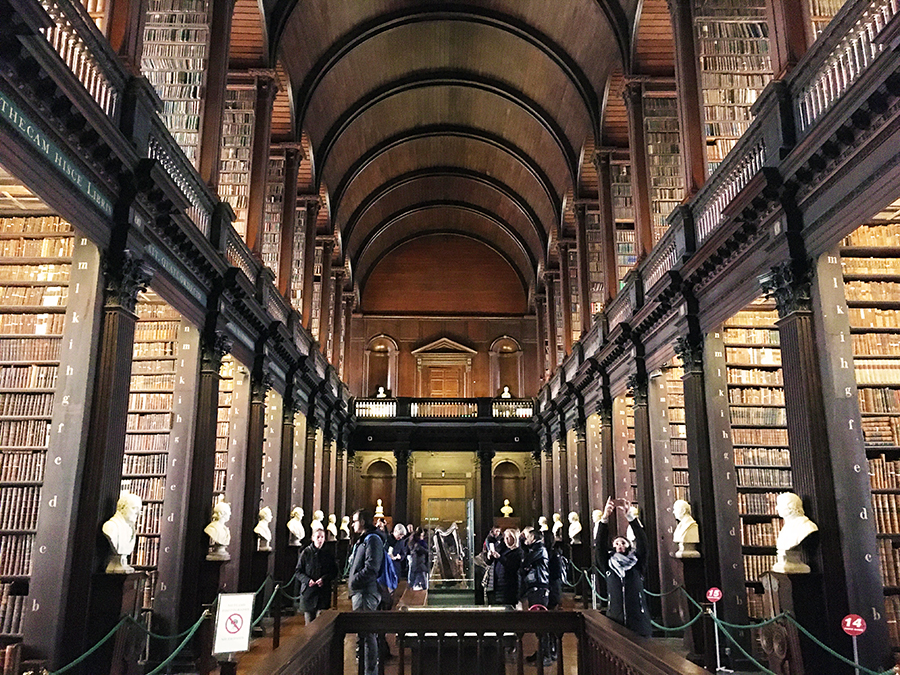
left=45, top=616, right=130, bottom=675
left=126, top=614, right=204, bottom=641
left=782, top=614, right=894, bottom=675
left=251, top=584, right=281, bottom=628
left=643, top=585, right=684, bottom=598
left=649, top=609, right=706, bottom=632
left=706, top=611, right=779, bottom=675
left=144, top=610, right=210, bottom=675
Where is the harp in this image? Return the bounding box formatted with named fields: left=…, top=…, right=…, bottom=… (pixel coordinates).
left=432, top=521, right=464, bottom=581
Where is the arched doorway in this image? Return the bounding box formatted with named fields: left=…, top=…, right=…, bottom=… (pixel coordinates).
left=490, top=336, right=523, bottom=397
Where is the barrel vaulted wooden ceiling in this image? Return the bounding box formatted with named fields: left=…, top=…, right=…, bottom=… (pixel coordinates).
left=233, top=0, right=674, bottom=303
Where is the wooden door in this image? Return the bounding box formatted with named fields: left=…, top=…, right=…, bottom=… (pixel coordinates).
left=421, top=484, right=467, bottom=525
left=424, top=365, right=465, bottom=397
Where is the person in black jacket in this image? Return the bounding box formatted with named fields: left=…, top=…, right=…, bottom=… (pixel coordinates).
left=348, top=508, right=384, bottom=675
left=296, top=527, right=337, bottom=623
left=596, top=497, right=652, bottom=637
left=493, top=528, right=521, bottom=606
left=518, top=526, right=549, bottom=609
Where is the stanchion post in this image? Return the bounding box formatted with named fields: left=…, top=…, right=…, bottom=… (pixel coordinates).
left=273, top=592, right=282, bottom=649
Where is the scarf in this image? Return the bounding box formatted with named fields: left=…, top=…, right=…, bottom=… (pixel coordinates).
left=609, top=551, right=638, bottom=578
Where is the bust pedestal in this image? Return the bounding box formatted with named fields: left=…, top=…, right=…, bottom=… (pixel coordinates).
left=251, top=549, right=272, bottom=636
left=678, top=557, right=715, bottom=669
left=195, top=558, right=227, bottom=675
left=85, top=572, right=146, bottom=675
left=570, top=540, right=591, bottom=606
left=760, top=571, right=829, bottom=674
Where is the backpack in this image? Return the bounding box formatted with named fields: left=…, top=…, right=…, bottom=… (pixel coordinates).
left=365, top=533, right=398, bottom=592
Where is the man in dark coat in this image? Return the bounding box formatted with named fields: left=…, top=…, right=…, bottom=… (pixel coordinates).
left=296, top=526, right=337, bottom=623
left=348, top=508, right=384, bottom=675
left=596, top=497, right=652, bottom=637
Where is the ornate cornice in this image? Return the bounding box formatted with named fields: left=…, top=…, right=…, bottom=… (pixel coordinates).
left=201, top=330, right=233, bottom=372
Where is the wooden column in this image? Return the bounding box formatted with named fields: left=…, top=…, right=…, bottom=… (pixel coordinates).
left=542, top=429, right=554, bottom=520
left=278, top=147, right=301, bottom=297
left=341, top=292, right=354, bottom=382
left=197, top=0, right=236, bottom=188
left=598, top=391, right=617, bottom=536
left=556, top=427, right=571, bottom=520
left=557, top=242, right=574, bottom=354
left=302, top=420, right=318, bottom=536
left=531, top=449, right=542, bottom=519
left=535, top=293, right=547, bottom=381
left=762, top=258, right=874, bottom=666
left=623, top=81, right=654, bottom=260
left=573, top=421, right=591, bottom=521
left=237, top=371, right=268, bottom=591
left=394, top=447, right=410, bottom=525
left=574, top=204, right=593, bottom=333
left=245, top=73, right=278, bottom=256
left=321, top=432, right=333, bottom=517
left=58, top=254, right=150, bottom=666
left=274, top=382, right=297, bottom=587
left=767, top=0, right=812, bottom=77
left=592, top=151, right=619, bottom=303
left=107, top=0, right=148, bottom=75
left=334, top=443, right=346, bottom=521
left=543, top=274, right=559, bottom=373
left=667, top=0, right=708, bottom=196
left=300, top=198, right=320, bottom=329
left=318, top=239, right=335, bottom=349
left=629, top=370, right=660, bottom=599
left=331, top=270, right=345, bottom=366
left=478, top=447, right=495, bottom=546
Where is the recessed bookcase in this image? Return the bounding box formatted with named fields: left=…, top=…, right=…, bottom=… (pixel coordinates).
left=666, top=360, right=689, bottom=503
left=0, top=215, right=72, bottom=640
left=567, top=247, right=581, bottom=342
left=262, top=156, right=284, bottom=286
left=213, top=355, right=235, bottom=502
left=289, top=207, right=306, bottom=314
left=585, top=211, right=606, bottom=314
left=808, top=0, right=845, bottom=38
left=121, top=291, right=182, bottom=610
left=840, top=211, right=900, bottom=647
left=309, top=247, right=323, bottom=338
left=723, top=300, right=790, bottom=619
left=140, top=0, right=211, bottom=167
left=610, top=163, right=636, bottom=287
left=643, top=95, right=684, bottom=245
left=692, top=0, right=773, bottom=174
left=260, top=388, right=282, bottom=513
left=218, top=85, right=255, bottom=240
left=613, top=393, right=637, bottom=506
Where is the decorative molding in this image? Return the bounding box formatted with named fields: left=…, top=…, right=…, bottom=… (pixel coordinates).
left=760, top=259, right=813, bottom=317
left=674, top=335, right=703, bottom=374
left=201, top=331, right=233, bottom=371
left=103, top=249, right=152, bottom=313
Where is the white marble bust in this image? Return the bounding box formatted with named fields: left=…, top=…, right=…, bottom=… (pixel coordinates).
left=551, top=512, right=563, bottom=538
left=375, top=386, right=387, bottom=398
left=538, top=515, right=549, bottom=532
left=205, top=500, right=232, bottom=560
left=375, top=499, right=385, bottom=519
left=327, top=513, right=338, bottom=540
left=500, top=499, right=513, bottom=517
left=500, top=386, right=512, bottom=398
left=673, top=499, right=700, bottom=558
left=254, top=506, right=273, bottom=551
left=773, top=493, right=818, bottom=574
left=102, top=491, right=142, bottom=574
left=311, top=509, right=325, bottom=532
left=568, top=511, right=582, bottom=545
left=339, top=515, right=351, bottom=539
left=287, top=506, right=305, bottom=546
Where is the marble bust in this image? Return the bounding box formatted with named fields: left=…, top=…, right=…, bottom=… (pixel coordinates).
left=339, top=515, right=351, bottom=539
left=254, top=506, right=273, bottom=551
left=102, top=491, right=142, bottom=574
left=673, top=499, right=700, bottom=558
left=311, top=509, right=325, bottom=532
left=327, top=513, right=338, bottom=540
left=500, top=499, right=513, bottom=517
left=205, top=500, right=232, bottom=560
left=551, top=512, right=563, bottom=539
left=773, top=493, right=818, bottom=574
left=287, top=506, right=305, bottom=546
left=568, top=511, right=582, bottom=545
left=500, top=386, right=512, bottom=398
left=375, top=386, right=387, bottom=398
left=538, top=515, right=549, bottom=532
left=375, top=499, right=385, bottom=519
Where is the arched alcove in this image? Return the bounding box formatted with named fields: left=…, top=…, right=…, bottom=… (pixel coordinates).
left=493, top=460, right=523, bottom=520
left=490, top=335, right=523, bottom=397
left=365, top=334, right=399, bottom=397
left=363, top=459, right=395, bottom=518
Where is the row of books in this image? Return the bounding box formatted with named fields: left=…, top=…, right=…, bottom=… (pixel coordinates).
left=729, top=387, right=786, bottom=405
left=136, top=502, right=163, bottom=535
left=737, top=468, right=792, bottom=488
left=862, top=416, right=900, bottom=446
left=120, top=477, right=165, bottom=502
left=746, top=588, right=766, bottom=619
left=726, top=347, right=781, bottom=365
left=134, top=305, right=181, bottom=321
left=0, top=239, right=72, bottom=258
left=133, top=323, right=179, bottom=341
left=0, top=216, right=70, bottom=233
left=744, top=553, right=777, bottom=582
left=707, top=138, right=740, bottom=164
left=854, top=362, right=900, bottom=385
left=731, top=407, right=787, bottom=426
left=128, top=392, right=174, bottom=412
left=732, top=428, right=789, bottom=446
left=727, top=368, right=783, bottom=385
left=849, top=309, right=900, bottom=329
left=672, top=470, right=690, bottom=486
left=126, top=413, right=171, bottom=432
left=0, top=394, right=53, bottom=418
left=734, top=446, right=791, bottom=466
left=0, top=451, right=43, bottom=482
left=878, top=538, right=900, bottom=587
left=129, top=373, right=175, bottom=392
left=853, top=333, right=900, bottom=357
left=132, top=341, right=175, bottom=358
left=843, top=257, right=900, bottom=275
left=0, top=286, right=67, bottom=307
left=885, top=595, right=900, bottom=645
left=0, top=339, right=59, bottom=363
left=0, top=420, right=49, bottom=448
left=0, top=587, right=25, bottom=636
left=699, top=54, right=771, bottom=73
left=723, top=328, right=779, bottom=345
left=0, top=534, right=31, bottom=576
left=873, top=493, right=900, bottom=534
left=0, top=315, right=64, bottom=336
left=131, top=359, right=174, bottom=375
left=741, top=519, right=782, bottom=547
left=846, top=281, right=900, bottom=303
left=213, top=469, right=226, bottom=492
left=668, top=406, right=685, bottom=422
left=123, top=453, right=167, bottom=476
left=0, top=487, right=39, bottom=530
left=738, top=492, right=779, bottom=516
left=132, top=536, right=160, bottom=568
left=859, top=387, right=900, bottom=413
left=842, top=223, right=900, bottom=247
left=0, top=265, right=69, bottom=283
left=0, top=366, right=57, bottom=390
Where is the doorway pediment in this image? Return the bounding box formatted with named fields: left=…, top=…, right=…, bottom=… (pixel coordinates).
left=411, top=337, right=477, bottom=355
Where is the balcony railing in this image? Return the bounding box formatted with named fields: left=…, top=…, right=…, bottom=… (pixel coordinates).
left=492, top=399, right=534, bottom=418
left=355, top=398, right=397, bottom=418
left=355, top=397, right=536, bottom=420
left=245, top=609, right=709, bottom=675
left=410, top=399, right=478, bottom=418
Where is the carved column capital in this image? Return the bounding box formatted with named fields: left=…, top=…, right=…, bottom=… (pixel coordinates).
left=394, top=447, right=412, bottom=466
left=761, top=259, right=813, bottom=317
left=627, top=372, right=649, bottom=406
left=251, top=372, right=272, bottom=403
left=674, top=334, right=703, bottom=374
left=201, top=331, right=233, bottom=371
left=103, top=250, right=152, bottom=313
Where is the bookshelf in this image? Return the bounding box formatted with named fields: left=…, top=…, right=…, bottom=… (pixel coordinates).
left=218, top=85, right=255, bottom=239
left=259, top=389, right=282, bottom=512
left=643, top=96, right=684, bottom=244
left=841, top=213, right=900, bottom=647
left=309, top=247, right=322, bottom=338
left=567, top=247, right=581, bottom=342
left=289, top=207, right=306, bottom=313
left=213, top=355, right=235, bottom=502
left=692, top=0, right=773, bottom=173
left=0, top=215, right=73, bottom=639
left=610, top=163, right=636, bottom=286
left=140, top=0, right=211, bottom=167
left=808, top=0, right=845, bottom=38
left=723, top=300, right=791, bottom=618
left=262, top=156, right=284, bottom=286
left=585, top=211, right=606, bottom=313
left=613, top=393, right=637, bottom=506
left=121, top=291, right=181, bottom=610
left=665, top=360, right=689, bottom=503
left=78, top=0, right=107, bottom=32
